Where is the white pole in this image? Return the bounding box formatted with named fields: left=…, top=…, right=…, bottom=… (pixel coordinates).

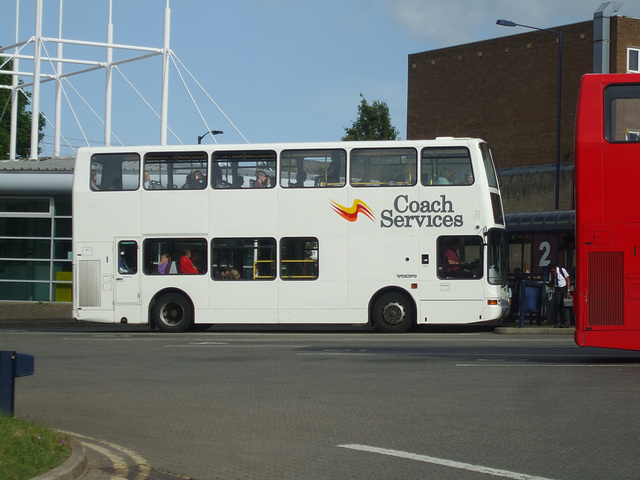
left=30, top=0, right=43, bottom=160
left=160, top=0, right=170, bottom=145
left=54, top=0, right=64, bottom=156
left=9, top=0, right=20, bottom=160
left=104, top=0, right=113, bottom=146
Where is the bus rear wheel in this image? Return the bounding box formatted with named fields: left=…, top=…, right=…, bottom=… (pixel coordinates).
left=153, top=293, right=193, bottom=333
left=373, top=292, right=414, bottom=333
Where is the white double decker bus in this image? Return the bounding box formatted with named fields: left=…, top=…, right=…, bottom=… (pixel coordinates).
left=72, top=139, right=509, bottom=332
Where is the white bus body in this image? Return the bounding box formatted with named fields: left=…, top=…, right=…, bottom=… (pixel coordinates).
left=72, top=139, right=509, bottom=332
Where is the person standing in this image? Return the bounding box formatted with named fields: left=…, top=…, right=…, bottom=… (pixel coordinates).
left=548, top=263, right=571, bottom=327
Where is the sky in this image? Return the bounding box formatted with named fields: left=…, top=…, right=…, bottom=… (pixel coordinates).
left=2, top=0, right=640, bottom=157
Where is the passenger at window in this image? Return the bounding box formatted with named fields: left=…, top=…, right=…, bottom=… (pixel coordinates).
left=158, top=253, right=171, bottom=274
left=230, top=269, right=241, bottom=280
left=436, top=170, right=452, bottom=184
left=183, top=170, right=206, bottom=189
left=295, top=171, right=307, bottom=188
left=465, top=172, right=474, bottom=184
left=253, top=170, right=269, bottom=188
left=442, top=238, right=461, bottom=274
left=179, top=249, right=199, bottom=274
left=219, top=266, right=230, bottom=279
left=91, top=169, right=100, bottom=190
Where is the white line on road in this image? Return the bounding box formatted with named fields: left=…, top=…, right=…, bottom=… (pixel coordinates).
left=456, top=363, right=640, bottom=367
left=338, top=444, right=558, bottom=480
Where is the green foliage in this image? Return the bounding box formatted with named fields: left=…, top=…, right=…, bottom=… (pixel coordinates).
left=0, top=55, right=46, bottom=160
left=342, top=93, right=399, bottom=141
left=0, top=414, right=71, bottom=480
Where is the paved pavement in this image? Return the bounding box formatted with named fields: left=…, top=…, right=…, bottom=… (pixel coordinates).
left=0, top=304, right=573, bottom=480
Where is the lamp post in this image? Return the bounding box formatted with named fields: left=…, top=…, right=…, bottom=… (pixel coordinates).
left=197, top=130, right=223, bottom=144
left=497, top=19, right=562, bottom=211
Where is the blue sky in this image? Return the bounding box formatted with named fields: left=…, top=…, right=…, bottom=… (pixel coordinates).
left=2, top=0, right=640, bottom=156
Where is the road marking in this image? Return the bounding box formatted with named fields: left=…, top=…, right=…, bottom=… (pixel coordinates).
left=60, top=431, right=151, bottom=480
left=456, top=363, right=640, bottom=367
left=338, top=444, right=558, bottom=480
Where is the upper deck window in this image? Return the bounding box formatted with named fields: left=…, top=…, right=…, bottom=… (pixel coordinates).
left=212, top=150, right=276, bottom=189
left=90, top=153, right=140, bottom=191
left=143, top=152, right=208, bottom=190
left=280, top=149, right=346, bottom=188
left=604, top=84, right=640, bottom=143
left=421, top=147, right=472, bottom=186
left=480, top=143, right=499, bottom=188
left=350, top=148, right=417, bottom=187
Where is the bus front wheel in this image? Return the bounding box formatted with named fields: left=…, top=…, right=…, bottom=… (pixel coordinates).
left=372, top=292, right=414, bottom=333
left=153, top=293, right=193, bottom=333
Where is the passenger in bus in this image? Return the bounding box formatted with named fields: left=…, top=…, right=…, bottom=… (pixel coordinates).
left=229, top=269, right=241, bottom=280
left=157, top=253, right=171, bottom=274
left=91, top=169, right=100, bottom=190
left=253, top=170, right=270, bottom=188
left=436, top=170, right=452, bottom=184
left=178, top=249, right=199, bottom=274
left=465, top=172, right=474, bottom=184
left=442, top=238, right=461, bottom=275
left=233, top=175, right=244, bottom=188
left=182, top=170, right=206, bottom=189
left=219, top=266, right=230, bottom=279
left=295, top=171, right=307, bottom=188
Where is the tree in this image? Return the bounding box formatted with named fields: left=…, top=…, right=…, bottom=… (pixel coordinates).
left=0, top=56, right=45, bottom=159
left=342, top=93, right=399, bottom=141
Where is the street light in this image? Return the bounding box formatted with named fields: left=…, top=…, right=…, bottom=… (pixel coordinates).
left=497, top=19, right=563, bottom=211
left=197, top=130, right=223, bottom=144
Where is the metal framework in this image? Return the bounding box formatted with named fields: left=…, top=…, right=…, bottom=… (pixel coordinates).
left=0, top=0, right=247, bottom=160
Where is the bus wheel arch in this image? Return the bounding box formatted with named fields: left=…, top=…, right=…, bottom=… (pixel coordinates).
left=369, top=288, right=416, bottom=333
left=150, top=289, right=194, bottom=333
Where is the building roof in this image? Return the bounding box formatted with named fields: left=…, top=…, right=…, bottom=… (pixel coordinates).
left=0, top=156, right=75, bottom=172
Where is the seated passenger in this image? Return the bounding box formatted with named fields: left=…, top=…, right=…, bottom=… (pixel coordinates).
left=158, top=253, right=171, bottom=274
left=465, top=172, right=474, bottom=184
left=230, top=269, right=241, bottom=280
left=178, top=249, right=199, bottom=274
left=436, top=170, right=452, bottom=185
left=253, top=170, right=269, bottom=188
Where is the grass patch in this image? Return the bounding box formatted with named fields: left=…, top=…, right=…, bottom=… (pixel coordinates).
left=0, top=414, right=71, bottom=480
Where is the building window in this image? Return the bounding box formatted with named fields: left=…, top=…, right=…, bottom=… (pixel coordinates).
left=628, top=48, right=640, bottom=73
left=0, top=196, right=72, bottom=302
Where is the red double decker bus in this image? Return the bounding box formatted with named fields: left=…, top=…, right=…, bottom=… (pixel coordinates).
left=575, top=73, right=640, bottom=350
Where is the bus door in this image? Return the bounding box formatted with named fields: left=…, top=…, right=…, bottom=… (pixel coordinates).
left=74, top=241, right=114, bottom=320
left=114, top=239, right=141, bottom=306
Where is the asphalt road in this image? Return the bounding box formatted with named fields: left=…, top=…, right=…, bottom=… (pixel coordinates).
left=2, top=325, right=640, bottom=480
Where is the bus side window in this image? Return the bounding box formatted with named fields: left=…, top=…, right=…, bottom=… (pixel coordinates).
left=350, top=148, right=417, bottom=187
left=280, top=149, right=346, bottom=188
left=118, top=241, right=138, bottom=274
left=421, top=147, right=472, bottom=187
left=437, top=236, right=483, bottom=280
left=91, top=153, right=140, bottom=191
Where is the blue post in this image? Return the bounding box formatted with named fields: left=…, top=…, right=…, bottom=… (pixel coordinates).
left=0, top=351, right=35, bottom=416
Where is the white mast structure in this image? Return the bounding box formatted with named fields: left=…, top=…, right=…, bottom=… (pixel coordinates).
left=0, top=0, right=172, bottom=160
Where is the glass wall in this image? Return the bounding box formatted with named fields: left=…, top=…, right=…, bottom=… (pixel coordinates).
left=0, top=196, right=73, bottom=302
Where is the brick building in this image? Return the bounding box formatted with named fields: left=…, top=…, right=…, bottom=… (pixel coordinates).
left=407, top=15, right=640, bottom=213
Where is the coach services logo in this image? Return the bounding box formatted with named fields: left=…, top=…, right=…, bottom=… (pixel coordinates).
left=329, top=199, right=375, bottom=223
